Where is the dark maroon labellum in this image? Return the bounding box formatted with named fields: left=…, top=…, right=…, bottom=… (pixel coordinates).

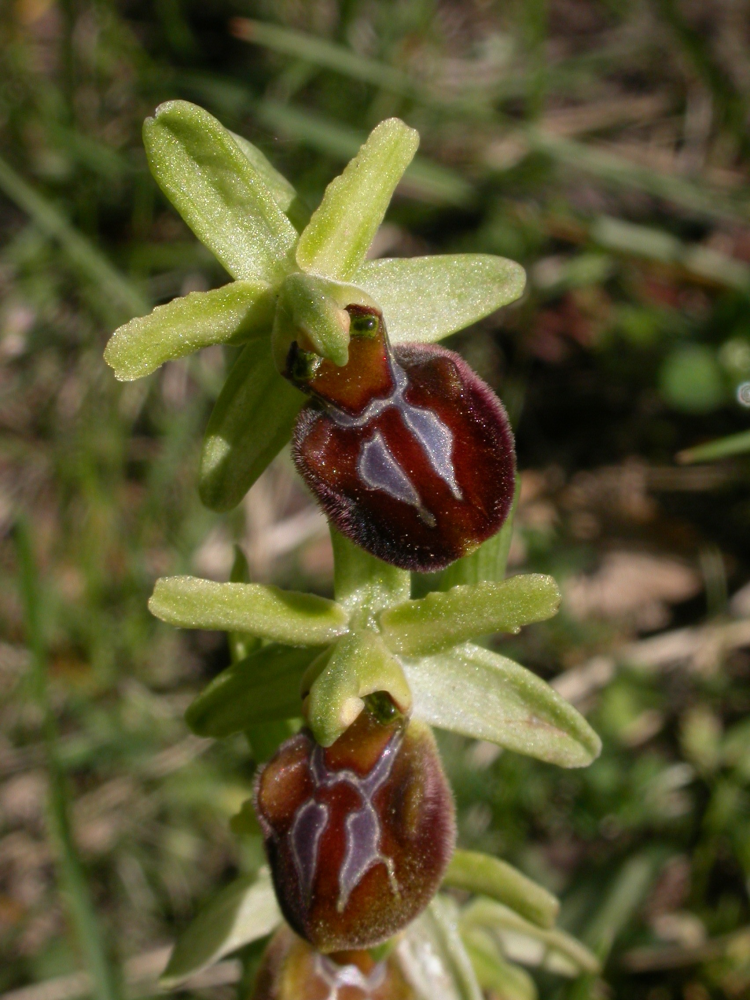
left=253, top=703, right=455, bottom=953
left=285, top=305, right=516, bottom=572
left=252, top=925, right=415, bottom=999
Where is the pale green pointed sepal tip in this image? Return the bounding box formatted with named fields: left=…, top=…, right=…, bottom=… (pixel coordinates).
left=295, top=117, right=419, bottom=282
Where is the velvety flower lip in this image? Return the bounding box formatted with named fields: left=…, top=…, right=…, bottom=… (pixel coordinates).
left=254, top=704, right=455, bottom=953
left=291, top=309, right=516, bottom=572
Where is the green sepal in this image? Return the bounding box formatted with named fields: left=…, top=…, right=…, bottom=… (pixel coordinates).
left=438, top=476, right=519, bottom=590
left=198, top=338, right=302, bottom=512
left=330, top=526, right=410, bottom=626
left=272, top=272, right=379, bottom=371
left=228, top=130, right=310, bottom=230
left=305, top=630, right=412, bottom=747
left=403, top=642, right=601, bottom=768
left=296, top=117, right=419, bottom=281
left=354, top=254, right=526, bottom=345
left=184, top=644, right=317, bottom=738
left=444, top=850, right=559, bottom=929
left=379, top=575, right=561, bottom=657
left=462, top=931, right=537, bottom=1000
left=143, top=100, right=297, bottom=283
left=398, top=896, right=484, bottom=1000
left=160, top=868, right=282, bottom=988
left=459, top=899, right=600, bottom=977
left=104, top=280, right=275, bottom=382
left=149, top=576, right=349, bottom=646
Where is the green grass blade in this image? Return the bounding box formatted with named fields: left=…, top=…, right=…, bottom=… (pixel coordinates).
left=527, top=128, right=750, bottom=224
left=15, top=520, right=122, bottom=1000
left=677, top=429, right=750, bottom=464
left=232, top=18, right=421, bottom=99
left=256, top=101, right=475, bottom=207
left=0, top=154, right=148, bottom=322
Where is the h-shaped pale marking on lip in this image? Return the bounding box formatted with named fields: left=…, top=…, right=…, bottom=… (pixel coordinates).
left=289, top=728, right=404, bottom=913
left=313, top=951, right=387, bottom=999
left=327, top=351, right=464, bottom=520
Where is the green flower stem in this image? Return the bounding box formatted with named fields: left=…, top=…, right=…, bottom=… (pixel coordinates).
left=379, top=575, right=561, bottom=657
left=149, top=576, right=349, bottom=646
left=330, top=526, right=410, bottom=621
left=444, top=850, right=559, bottom=929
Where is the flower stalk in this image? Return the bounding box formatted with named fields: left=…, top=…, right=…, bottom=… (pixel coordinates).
left=104, top=100, right=602, bottom=997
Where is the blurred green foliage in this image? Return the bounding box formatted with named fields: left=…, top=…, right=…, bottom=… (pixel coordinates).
left=2, top=1, right=750, bottom=999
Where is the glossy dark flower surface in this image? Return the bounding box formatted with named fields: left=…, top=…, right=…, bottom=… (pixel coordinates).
left=287, top=306, right=516, bottom=572
left=254, top=704, right=455, bottom=953
left=252, top=925, right=414, bottom=1000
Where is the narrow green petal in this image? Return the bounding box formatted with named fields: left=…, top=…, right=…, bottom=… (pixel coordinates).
left=198, top=338, right=301, bottom=512
left=185, top=644, right=316, bottom=737
left=296, top=118, right=419, bottom=281
left=306, top=630, right=412, bottom=747
left=144, top=100, right=297, bottom=282
left=403, top=642, right=602, bottom=768
left=379, top=575, right=561, bottom=657
left=149, top=576, right=349, bottom=646
left=103, top=280, right=274, bottom=381
left=460, top=899, right=600, bottom=977
left=330, top=526, right=410, bottom=624
left=160, top=869, right=282, bottom=988
left=462, top=932, right=537, bottom=1000
left=398, top=897, right=484, bottom=1000
left=353, top=255, right=526, bottom=345
left=444, top=851, right=559, bottom=929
